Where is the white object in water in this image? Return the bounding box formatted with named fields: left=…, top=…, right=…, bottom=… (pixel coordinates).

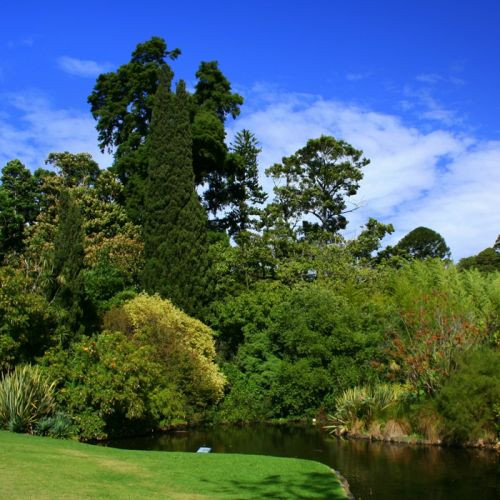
left=197, top=447, right=212, bottom=453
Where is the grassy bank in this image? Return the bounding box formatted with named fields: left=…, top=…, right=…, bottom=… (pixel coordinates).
left=0, top=431, right=348, bottom=499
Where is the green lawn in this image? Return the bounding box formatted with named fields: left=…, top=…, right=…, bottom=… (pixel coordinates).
left=0, top=431, right=348, bottom=499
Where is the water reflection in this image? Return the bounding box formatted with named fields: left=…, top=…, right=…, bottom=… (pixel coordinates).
left=106, top=424, right=499, bottom=499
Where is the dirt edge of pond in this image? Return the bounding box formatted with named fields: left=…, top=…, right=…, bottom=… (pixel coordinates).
left=328, top=430, right=500, bottom=453
left=331, top=468, right=354, bottom=499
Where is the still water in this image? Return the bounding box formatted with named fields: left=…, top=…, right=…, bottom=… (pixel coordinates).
left=107, top=424, right=499, bottom=499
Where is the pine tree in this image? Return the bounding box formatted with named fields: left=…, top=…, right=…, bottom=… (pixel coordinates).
left=143, top=68, right=210, bottom=316
left=227, top=130, right=266, bottom=235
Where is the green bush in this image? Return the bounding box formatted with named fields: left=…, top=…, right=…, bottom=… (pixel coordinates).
left=325, top=384, right=404, bottom=435
left=0, top=365, right=56, bottom=433
left=35, top=412, right=74, bottom=439
left=215, top=284, right=384, bottom=420
left=0, top=267, right=57, bottom=372
left=269, top=360, right=331, bottom=418
left=42, top=331, right=185, bottom=440
left=436, top=348, right=500, bottom=443
left=385, top=260, right=499, bottom=394
left=211, top=364, right=270, bottom=423
left=103, top=294, right=226, bottom=407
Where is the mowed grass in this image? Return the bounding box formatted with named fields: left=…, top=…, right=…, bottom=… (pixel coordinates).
left=0, top=431, right=347, bottom=499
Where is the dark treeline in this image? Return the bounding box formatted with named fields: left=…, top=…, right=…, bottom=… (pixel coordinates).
left=0, top=37, right=498, bottom=446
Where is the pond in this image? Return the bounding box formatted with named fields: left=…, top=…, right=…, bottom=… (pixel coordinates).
left=106, top=424, right=499, bottom=499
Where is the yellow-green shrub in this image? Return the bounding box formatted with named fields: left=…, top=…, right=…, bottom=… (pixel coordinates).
left=104, top=293, right=226, bottom=407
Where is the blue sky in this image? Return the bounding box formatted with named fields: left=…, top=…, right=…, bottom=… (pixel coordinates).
left=1, top=0, right=499, bottom=258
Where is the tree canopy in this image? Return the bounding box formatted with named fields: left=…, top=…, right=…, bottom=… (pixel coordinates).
left=266, top=135, right=369, bottom=240
left=396, top=226, right=451, bottom=259
left=88, top=37, right=243, bottom=222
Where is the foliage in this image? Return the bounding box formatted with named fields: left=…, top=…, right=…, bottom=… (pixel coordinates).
left=83, top=254, right=130, bottom=312
left=209, top=280, right=290, bottom=357
left=0, top=160, right=38, bottom=258
left=143, top=71, right=210, bottom=316
left=192, top=60, right=243, bottom=205
left=213, top=283, right=384, bottom=420
left=104, top=294, right=226, bottom=409
left=50, top=190, right=95, bottom=341
left=88, top=38, right=243, bottom=221
left=436, top=348, right=500, bottom=442
left=88, top=37, right=179, bottom=222
left=45, top=152, right=100, bottom=188
left=0, top=365, right=56, bottom=433
left=0, top=267, right=56, bottom=372
left=205, top=130, right=266, bottom=235
left=386, top=260, right=498, bottom=394
left=42, top=330, right=184, bottom=440
left=266, top=135, right=369, bottom=239
left=0, top=36, right=497, bottom=445
left=211, top=364, right=270, bottom=423
left=79, top=169, right=144, bottom=284
left=35, top=412, right=74, bottom=439
left=193, top=61, right=243, bottom=122
left=383, top=226, right=451, bottom=260
left=458, top=246, right=500, bottom=273
left=21, top=160, right=143, bottom=306
left=325, top=384, right=404, bottom=435
left=348, top=218, right=394, bottom=261
left=191, top=108, right=227, bottom=186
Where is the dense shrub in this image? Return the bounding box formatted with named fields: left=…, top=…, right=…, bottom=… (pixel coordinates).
left=104, top=293, right=226, bottom=408
left=0, top=365, right=56, bottom=433
left=209, top=281, right=289, bottom=358
left=385, top=261, right=499, bottom=394
left=325, top=384, right=404, bottom=435
left=436, top=348, right=500, bottom=443
left=35, top=412, right=74, bottom=438
left=215, top=284, right=384, bottom=420
left=0, top=267, right=57, bottom=372
left=83, top=254, right=130, bottom=312
left=211, top=364, right=271, bottom=423
left=42, top=331, right=184, bottom=440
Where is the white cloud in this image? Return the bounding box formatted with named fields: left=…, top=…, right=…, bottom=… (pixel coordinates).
left=416, top=73, right=465, bottom=86
left=403, top=86, right=459, bottom=126
left=7, top=37, right=35, bottom=49
left=57, top=56, right=111, bottom=77
left=0, top=92, right=111, bottom=171
left=346, top=72, right=372, bottom=81
left=1, top=86, right=497, bottom=260
left=228, top=86, right=500, bottom=259
left=416, top=73, right=442, bottom=84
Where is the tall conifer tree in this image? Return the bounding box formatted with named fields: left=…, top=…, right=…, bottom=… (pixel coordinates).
left=143, top=68, right=209, bottom=316
left=51, top=190, right=95, bottom=342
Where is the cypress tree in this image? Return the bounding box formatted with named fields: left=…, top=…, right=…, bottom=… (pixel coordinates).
left=143, top=68, right=210, bottom=316
left=51, top=190, right=95, bottom=342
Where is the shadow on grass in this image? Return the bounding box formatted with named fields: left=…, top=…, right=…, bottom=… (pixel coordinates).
left=201, top=471, right=347, bottom=499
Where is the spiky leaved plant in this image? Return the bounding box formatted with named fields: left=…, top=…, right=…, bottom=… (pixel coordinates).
left=0, top=365, right=56, bottom=433
left=325, top=384, right=403, bottom=436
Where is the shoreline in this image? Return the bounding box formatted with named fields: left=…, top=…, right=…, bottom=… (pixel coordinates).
left=98, top=419, right=500, bottom=453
